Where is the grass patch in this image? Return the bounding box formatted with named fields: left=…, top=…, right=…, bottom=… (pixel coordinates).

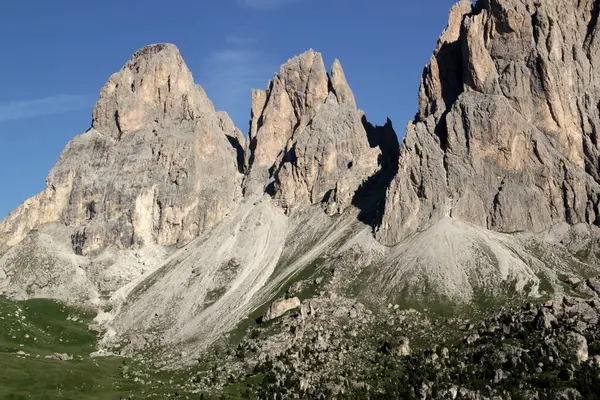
left=0, top=296, right=194, bottom=399
left=203, top=373, right=264, bottom=399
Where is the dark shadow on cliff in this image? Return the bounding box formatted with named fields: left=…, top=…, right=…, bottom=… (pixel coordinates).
left=352, top=116, right=400, bottom=230
left=264, top=144, right=297, bottom=198
left=225, top=134, right=246, bottom=174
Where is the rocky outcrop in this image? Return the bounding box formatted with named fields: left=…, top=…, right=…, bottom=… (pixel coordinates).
left=263, top=297, right=301, bottom=321
left=0, top=44, right=243, bottom=255
left=216, top=295, right=600, bottom=399
left=45, top=353, right=73, bottom=361
left=568, top=332, right=589, bottom=363
left=378, top=0, right=600, bottom=245
left=245, top=50, right=381, bottom=215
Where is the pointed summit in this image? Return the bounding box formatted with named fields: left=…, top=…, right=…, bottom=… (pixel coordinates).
left=92, top=43, right=213, bottom=139
left=330, top=58, right=356, bottom=108
left=245, top=49, right=330, bottom=188
left=245, top=49, right=381, bottom=214
left=1, top=43, right=243, bottom=267
left=279, top=49, right=329, bottom=119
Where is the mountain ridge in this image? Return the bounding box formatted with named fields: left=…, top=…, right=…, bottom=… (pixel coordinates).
left=2, top=0, right=600, bottom=377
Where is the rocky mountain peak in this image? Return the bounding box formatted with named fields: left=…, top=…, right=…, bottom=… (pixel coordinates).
left=245, top=50, right=381, bottom=214
left=378, top=0, right=600, bottom=246
left=8, top=5, right=600, bottom=394
left=277, top=49, right=329, bottom=121
left=245, top=50, right=328, bottom=179
left=438, top=0, right=472, bottom=50
left=92, top=43, right=212, bottom=139
left=330, top=58, right=356, bottom=108
left=417, top=0, right=472, bottom=122
left=1, top=43, right=243, bottom=262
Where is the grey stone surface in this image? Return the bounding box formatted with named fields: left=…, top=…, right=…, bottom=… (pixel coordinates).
left=245, top=50, right=381, bottom=215
left=263, top=297, right=302, bottom=321
left=534, top=307, right=557, bottom=330
left=568, top=332, right=589, bottom=363
left=0, top=43, right=243, bottom=255
left=378, top=0, right=600, bottom=245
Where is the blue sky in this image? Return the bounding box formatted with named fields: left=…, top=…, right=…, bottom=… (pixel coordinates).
left=0, top=0, right=458, bottom=219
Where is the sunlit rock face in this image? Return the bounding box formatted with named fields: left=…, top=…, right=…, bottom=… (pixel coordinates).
left=245, top=50, right=381, bottom=215
left=379, top=0, right=600, bottom=245
left=0, top=43, right=244, bottom=255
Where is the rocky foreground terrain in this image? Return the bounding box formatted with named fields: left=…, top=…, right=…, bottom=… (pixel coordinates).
left=3, top=0, right=600, bottom=398
left=193, top=279, right=600, bottom=399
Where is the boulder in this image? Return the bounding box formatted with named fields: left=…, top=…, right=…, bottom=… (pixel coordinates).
left=534, top=308, right=557, bottom=330
left=568, top=302, right=599, bottom=324
left=568, top=332, right=589, bottom=363
left=45, top=353, right=73, bottom=361
left=397, top=337, right=411, bottom=356
left=263, top=297, right=301, bottom=322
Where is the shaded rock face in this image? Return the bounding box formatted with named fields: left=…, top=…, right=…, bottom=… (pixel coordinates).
left=354, top=117, right=400, bottom=228
left=245, top=50, right=381, bottom=215
left=378, top=0, right=600, bottom=245
left=0, top=44, right=243, bottom=255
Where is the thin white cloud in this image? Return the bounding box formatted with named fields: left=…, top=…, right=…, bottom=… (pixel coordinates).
left=0, top=94, right=94, bottom=123
left=226, top=35, right=258, bottom=46
left=240, top=0, right=300, bottom=10
left=201, top=45, right=275, bottom=130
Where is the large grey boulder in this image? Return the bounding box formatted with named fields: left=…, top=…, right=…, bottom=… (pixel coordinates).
left=263, top=297, right=302, bottom=321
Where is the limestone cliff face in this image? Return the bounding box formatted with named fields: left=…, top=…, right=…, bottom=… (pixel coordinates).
left=378, top=0, right=600, bottom=245
left=245, top=50, right=381, bottom=215
left=0, top=44, right=243, bottom=255
left=0, top=44, right=382, bottom=279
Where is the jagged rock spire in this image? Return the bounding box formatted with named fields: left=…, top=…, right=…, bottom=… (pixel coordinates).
left=245, top=50, right=329, bottom=183
left=92, top=43, right=215, bottom=139
left=245, top=49, right=381, bottom=215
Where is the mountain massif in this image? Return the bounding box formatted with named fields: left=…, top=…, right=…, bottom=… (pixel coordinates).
left=3, top=0, right=600, bottom=398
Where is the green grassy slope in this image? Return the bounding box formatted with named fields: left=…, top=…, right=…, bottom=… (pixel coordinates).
left=0, top=297, right=192, bottom=400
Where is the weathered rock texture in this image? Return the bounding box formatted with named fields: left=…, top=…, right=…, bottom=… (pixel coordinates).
left=245, top=50, right=381, bottom=215
left=0, top=42, right=389, bottom=317
left=0, top=44, right=243, bottom=255
left=263, top=297, right=301, bottom=321
left=379, top=0, right=600, bottom=245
